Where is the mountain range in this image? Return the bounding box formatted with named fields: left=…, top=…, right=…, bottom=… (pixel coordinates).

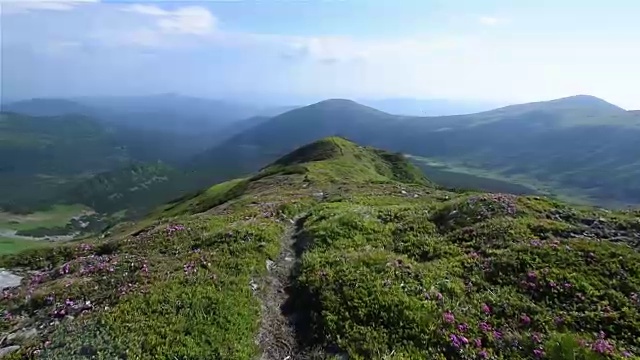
left=2, top=93, right=640, bottom=217
left=192, top=95, right=640, bottom=207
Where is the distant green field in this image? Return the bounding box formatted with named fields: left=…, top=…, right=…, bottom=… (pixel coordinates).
left=407, top=155, right=604, bottom=207
left=0, top=236, right=51, bottom=255
left=407, top=155, right=541, bottom=194
left=0, top=204, right=90, bottom=231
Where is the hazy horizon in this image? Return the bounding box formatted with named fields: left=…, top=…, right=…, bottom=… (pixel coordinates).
left=2, top=0, right=639, bottom=108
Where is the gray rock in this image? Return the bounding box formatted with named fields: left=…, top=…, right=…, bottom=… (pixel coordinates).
left=0, top=346, right=20, bottom=357
left=0, top=270, right=22, bottom=289
left=266, top=260, right=275, bottom=271
left=6, top=328, right=37, bottom=344
left=249, top=280, right=259, bottom=292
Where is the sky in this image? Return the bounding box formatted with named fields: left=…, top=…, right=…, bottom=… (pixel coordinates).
left=1, top=0, right=639, bottom=108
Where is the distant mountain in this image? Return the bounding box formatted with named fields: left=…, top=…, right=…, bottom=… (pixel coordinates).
left=0, top=112, right=126, bottom=175
left=4, top=95, right=296, bottom=147
left=190, top=95, right=640, bottom=207
left=0, top=111, right=203, bottom=213
left=253, top=105, right=300, bottom=117
left=2, top=98, right=95, bottom=117
left=358, top=98, right=506, bottom=116
left=187, top=99, right=401, bottom=184
left=73, top=93, right=260, bottom=121
left=0, top=112, right=130, bottom=211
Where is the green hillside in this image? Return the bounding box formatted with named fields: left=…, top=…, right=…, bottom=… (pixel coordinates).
left=0, top=112, right=126, bottom=175
left=1, top=138, right=639, bottom=359
left=0, top=112, right=204, bottom=215
left=191, top=96, right=640, bottom=207
left=66, top=162, right=185, bottom=216
left=0, top=112, right=129, bottom=212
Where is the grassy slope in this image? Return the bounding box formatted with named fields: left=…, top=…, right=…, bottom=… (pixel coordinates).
left=0, top=205, right=88, bottom=255
left=0, top=204, right=89, bottom=231
left=407, top=155, right=544, bottom=196
left=0, top=237, right=51, bottom=255
left=1, top=137, right=639, bottom=359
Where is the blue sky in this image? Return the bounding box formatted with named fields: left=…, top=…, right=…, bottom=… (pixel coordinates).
left=2, top=0, right=639, bottom=108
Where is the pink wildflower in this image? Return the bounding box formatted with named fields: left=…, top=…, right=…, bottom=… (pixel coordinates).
left=531, top=332, right=543, bottom=343
left=533, top=349, right=545, bottom=358
left=481, top=303, right=491, bottom=314
left=443, top=311, right=455, bottom=323
left=459, top=336, right=469, bottom=345
left=479, top=322, right=492, bottom=332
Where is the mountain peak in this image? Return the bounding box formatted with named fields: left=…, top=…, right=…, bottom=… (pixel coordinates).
left=265, top=136, right=430, bottom=185
left=305, top=98, right=389, bottom=114
left=487, top=94, right=625, bottom=116
left=549, top=94, right=624, bottom=110
left=270, top=136, right=349, bottom=167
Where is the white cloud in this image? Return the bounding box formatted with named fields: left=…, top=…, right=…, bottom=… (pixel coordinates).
left=478, top=16, right=504, bottom=26
left=121, top=4, right=168, bottom=16
left=122, top=4, right=217, bottom=35
left=1, top=0, right=97, bottom=14
left=275, top=35, right=466, bottom=65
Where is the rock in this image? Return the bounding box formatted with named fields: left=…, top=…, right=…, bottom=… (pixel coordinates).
left=266, top=260, right=275, bottom=271
left=6, top=328, right=37, bottom=344
left=0, top=346, right=20, bottom=358
left=0, top=270, right=22, bottom=290
left=249, top=280, right=258, bottom=292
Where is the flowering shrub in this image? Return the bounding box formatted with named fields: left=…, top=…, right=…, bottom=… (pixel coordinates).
left=295, top=198, right=640, bottom=359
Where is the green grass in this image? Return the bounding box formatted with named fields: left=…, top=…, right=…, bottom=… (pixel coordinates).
left=293, top=193, right=640, bottom=359
left=0, top=204, right=90, bottom=231
left=156, top=177, right=247, bottom=218
left=1, top=137, right=639, bottom=359
left=407, top=155, right=602, bottom=207
left=0, top=236, right=51, bottom=255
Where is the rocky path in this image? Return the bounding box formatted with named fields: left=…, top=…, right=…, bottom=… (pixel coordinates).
left=256, top=216, right=308, bottom=360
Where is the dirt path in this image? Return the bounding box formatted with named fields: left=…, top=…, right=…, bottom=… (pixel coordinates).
left=256, top=216, right=308, bottom=360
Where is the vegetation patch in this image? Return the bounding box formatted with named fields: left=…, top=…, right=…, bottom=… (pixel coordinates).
left=0, top=204, right=90, bottom=232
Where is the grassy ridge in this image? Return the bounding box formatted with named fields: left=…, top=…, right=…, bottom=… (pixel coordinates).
left=1, top=137, right=639, bottom=359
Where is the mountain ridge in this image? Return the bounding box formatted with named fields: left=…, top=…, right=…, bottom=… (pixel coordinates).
left=189, top=95, right=640, bottom=207
left=1, top=137, right=639, bottom=359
